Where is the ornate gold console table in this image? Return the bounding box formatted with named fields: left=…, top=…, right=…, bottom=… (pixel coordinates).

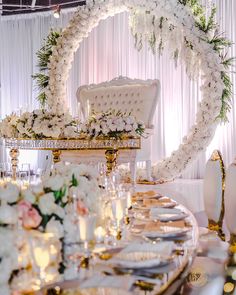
left=3, top=137, right=141, bottom=179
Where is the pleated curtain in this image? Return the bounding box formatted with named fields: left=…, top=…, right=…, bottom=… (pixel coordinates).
left=0, top=1, right=235, bottom=177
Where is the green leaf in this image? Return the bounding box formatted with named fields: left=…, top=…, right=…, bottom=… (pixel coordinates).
left=72, top=174, right=78, bottom=187
left=40, top=214, right=50, bottom=229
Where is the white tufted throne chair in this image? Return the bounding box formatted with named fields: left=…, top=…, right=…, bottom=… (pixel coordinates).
left=62, top=77, right=160, bottom=181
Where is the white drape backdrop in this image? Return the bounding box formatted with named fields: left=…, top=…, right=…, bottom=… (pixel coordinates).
left=0, top=1, right=235, bottom=177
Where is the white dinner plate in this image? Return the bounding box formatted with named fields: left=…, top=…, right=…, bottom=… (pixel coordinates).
left=150, top=208, right=189, bottom=221
left=142, top=226, right=191, bottom=239
left=109, top=256, right=172, bottom=269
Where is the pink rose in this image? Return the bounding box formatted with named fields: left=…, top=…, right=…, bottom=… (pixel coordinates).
left=77, top=200, right=88, bottom=216
left=18, top=200, right=31, bottom=219
left=18, top=200, right=42, bottom=229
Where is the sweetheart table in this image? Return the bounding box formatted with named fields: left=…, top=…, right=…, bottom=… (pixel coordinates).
left=3, top=137, right=141, bottom=179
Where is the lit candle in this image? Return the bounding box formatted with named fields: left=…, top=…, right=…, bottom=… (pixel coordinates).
left=95, top=226, right=106, bottom=243
left=33, top=247, right=50, bottom=269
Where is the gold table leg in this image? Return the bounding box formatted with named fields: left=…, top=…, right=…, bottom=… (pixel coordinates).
left=229, top=234, right=236, bottom=254
left=9, top=148, right=20, bottom=180
left=208, top=219, right=225, bottom=241
left=52, top=149, right=62, bottom=164
left=105, top=149, right=118, bottom=175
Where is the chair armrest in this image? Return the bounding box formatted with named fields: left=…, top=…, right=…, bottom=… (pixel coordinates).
left=144, top=127, right=154, bottom=137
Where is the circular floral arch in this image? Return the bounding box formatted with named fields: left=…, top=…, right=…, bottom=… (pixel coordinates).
left=47, top=0, right=227, bottom=180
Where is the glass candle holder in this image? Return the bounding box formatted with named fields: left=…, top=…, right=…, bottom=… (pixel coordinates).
left=29, top=231, right=60, bottom=289
left=111, top=196, right=127, bottom=233
left=78, top=213, right=97, bottom=254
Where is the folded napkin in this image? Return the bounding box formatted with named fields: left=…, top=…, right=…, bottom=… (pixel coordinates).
left=150, top=208, right=182, bottom=216
left=108, top=242, right=174, bottom=269
left=118, top=241, right=174, bottom=256
left=132, top=220, right=187, bottom=232
left=143, top=197, right=174, bottom=207
left=80, top=275, right=134, bottom=291
left=132, top=190, right=161, bottom=201
left=149, top=208, right=187, bottom=220
left=144, top=220, right=186, bottom=232
left=136, top=190, right=157, bottom=197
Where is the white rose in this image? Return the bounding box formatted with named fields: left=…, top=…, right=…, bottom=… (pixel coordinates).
left=125, top=124, right=132, bottom=132
left=11, top=269, right=36, bottom=292
left=0, top=183, right=19, bottom=203
left=55, top=205, right=65, bottom=218
left=0, top=284, right=10, bottom=295
left=22, top=189, right=36, bottom=204
left=0, top=257, right=12, bottom=285
left=38, top=193, right=56, bottom=215
left=0, top=205, right=18, bottom=225
left=63, top=215, right=79, bottom=243
left=31, top=183, right=44, bottom=195
left=46, top=217, right=64, bottom=239
left=0, top=228, right=15, bottom=256
left=44, top=175, right=65, bottom=191
left=110, top=124, right=117, bottom=132
left=116, top=122, right=125, bottom=131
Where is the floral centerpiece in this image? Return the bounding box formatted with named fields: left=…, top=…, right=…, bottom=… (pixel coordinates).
left=0, top=110, right=80, bottom=139
left=0, top=163, right=100, bottom=295
left=80, top=110, right=145, bottom=139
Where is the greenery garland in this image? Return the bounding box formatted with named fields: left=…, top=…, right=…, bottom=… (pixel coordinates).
left=32, top=30, right=61, bottom=107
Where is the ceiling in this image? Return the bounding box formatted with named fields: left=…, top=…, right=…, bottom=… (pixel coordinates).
left=0, top=0, right=86, bottom=16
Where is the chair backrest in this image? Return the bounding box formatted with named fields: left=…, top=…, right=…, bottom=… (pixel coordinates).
left=225, top=161, right=236, bottom=234
left=77, top=76, right=160, bottom=128
left=203, top=150, right=225, bottom=224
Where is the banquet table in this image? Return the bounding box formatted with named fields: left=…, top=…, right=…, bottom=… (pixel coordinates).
left=37, top=193, right=200, bottom=295
left=3, top=137, right=141, bottom=178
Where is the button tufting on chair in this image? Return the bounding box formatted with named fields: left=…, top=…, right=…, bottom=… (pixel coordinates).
left=72, top=76, right=160, bottom=182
